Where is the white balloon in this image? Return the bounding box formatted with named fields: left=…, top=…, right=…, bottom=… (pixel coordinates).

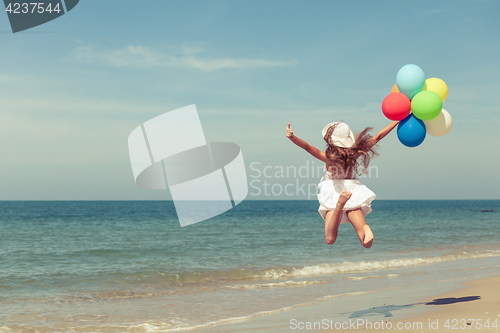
left=423, top=109, right=453, bottom=137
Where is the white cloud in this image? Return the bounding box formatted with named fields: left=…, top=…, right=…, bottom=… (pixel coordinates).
left=71, top=45, right=297, bottom=72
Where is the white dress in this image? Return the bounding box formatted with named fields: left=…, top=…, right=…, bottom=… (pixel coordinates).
left=317, top=166, right=376, bottom=223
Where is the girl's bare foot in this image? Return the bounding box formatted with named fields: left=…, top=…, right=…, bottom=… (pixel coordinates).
left=362, top=225, right=374, bottom=244
left=337, top=191, right=352, bottom=208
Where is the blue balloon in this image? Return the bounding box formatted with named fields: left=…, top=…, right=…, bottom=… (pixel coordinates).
left=397, top=114, right=426, bottom=147
left=396, top=64, right=425, bottom=100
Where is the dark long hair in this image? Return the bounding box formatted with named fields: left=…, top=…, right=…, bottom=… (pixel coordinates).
left=324, top=122, right=379, bottom=178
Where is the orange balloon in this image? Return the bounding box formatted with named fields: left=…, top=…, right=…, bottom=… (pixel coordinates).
left=391, top=84, right=400, bottom=93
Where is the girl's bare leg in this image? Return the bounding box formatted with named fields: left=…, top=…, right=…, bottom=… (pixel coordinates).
left=324, top=191, right=352, bottom=245
left=346, top=208, right=374, bottom=249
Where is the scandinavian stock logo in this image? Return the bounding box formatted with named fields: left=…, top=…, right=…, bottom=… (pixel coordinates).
left=128, top=105, right=248, bottom=227
left=3, top=0, right=79, bottom=33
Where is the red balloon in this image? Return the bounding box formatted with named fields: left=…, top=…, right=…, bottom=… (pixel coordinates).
left=382, top=93, right=411, bottom=121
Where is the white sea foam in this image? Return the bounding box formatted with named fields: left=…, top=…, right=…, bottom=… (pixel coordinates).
left=347, top=273, right=400, bottom=280
left=226, top=280, right=326, bottom=289
left=257, top=250, right=500, bottom=279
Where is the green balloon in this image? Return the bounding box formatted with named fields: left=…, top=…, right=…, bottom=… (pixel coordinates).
left=411, top=91, right=443, bottom=120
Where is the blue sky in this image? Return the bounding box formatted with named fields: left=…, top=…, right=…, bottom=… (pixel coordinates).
left=0, top=0, right=499, bottom=200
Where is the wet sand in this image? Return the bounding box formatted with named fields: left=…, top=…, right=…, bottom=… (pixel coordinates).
left=197, top=274, right=500, bottom=333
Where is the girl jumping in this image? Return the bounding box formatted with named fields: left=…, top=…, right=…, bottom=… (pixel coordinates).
left=286, top=120, right=399, bottom=248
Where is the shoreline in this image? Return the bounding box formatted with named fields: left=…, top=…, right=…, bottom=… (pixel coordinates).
left=195, top=273, right=500, bottom=333
left=358, top=275, right=500, bottom=332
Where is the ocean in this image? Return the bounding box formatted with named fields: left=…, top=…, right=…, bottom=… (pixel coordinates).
left=1, top=200, right=499, bottom=332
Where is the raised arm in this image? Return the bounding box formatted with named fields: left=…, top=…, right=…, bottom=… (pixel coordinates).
left=286, top=123, right=326, bottom=162
left=371, top=120, right=399, bottom=144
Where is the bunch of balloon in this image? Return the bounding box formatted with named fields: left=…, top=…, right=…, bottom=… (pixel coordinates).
left=382, top=64, right=453, bottom=147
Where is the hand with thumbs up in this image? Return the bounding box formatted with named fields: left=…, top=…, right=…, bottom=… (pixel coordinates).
left=286, top=123, right=294, bottom=138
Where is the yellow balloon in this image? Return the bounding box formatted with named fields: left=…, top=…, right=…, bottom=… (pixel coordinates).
left=424, top=78, right=448, bottom=102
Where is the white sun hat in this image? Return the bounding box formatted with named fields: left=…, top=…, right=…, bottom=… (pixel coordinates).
left=321, top=122, right=355, bottom=148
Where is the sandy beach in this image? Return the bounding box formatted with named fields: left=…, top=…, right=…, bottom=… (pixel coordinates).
left=198, top=274, right=500, bottom=333
left=353, top=275, right=500, bottom=333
